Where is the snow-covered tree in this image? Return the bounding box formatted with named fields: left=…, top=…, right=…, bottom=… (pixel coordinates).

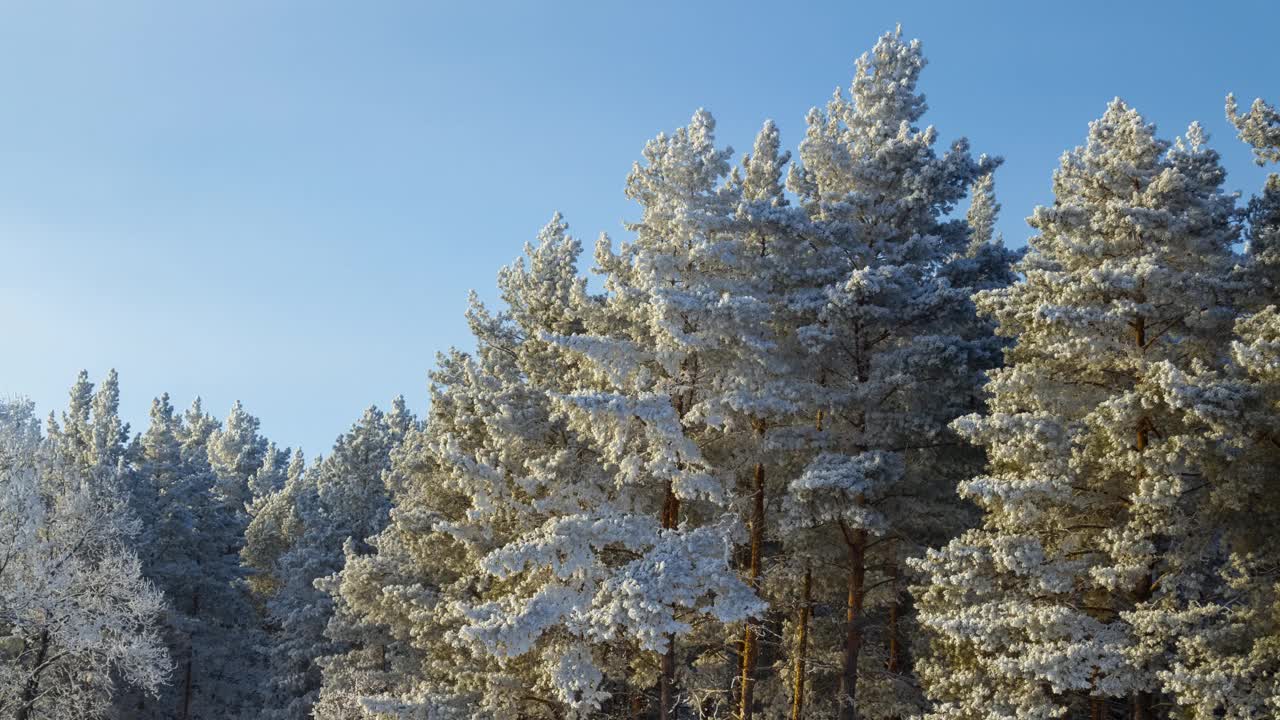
left=512, top=112, right=780, bottom=718
left=259, top=402, right=412, bottom=719
left=1153, top=305, right=1280, bottom=719
left=912, top=101, right=1240, bottom=720
left=1228, top=94, right=1280, bottom=166
left=1147, top=95, right=1280, bottom=719
left=250, top=442, right=292, bottom=500
left=46, top=369, right=130, bottom=475
left=0, top=397, right=169, bottom=720
left=208, top=400, right=270, bottom=519
left=111, top=393, right=200, bottom=718
left=950, top=170, right=1022, bottom=294
left=308, top=31, right=1014, bottom=720
left=108, top=393, right=264, bottom=719
left=314, top=341, right=552, bottom=719
left=315, top=193, right=764, bottom=719
left=244, top=449, right=307, bottom=602
left=781, top=28, right=1001, bottom=720
left=1228, top=95, right=1280, bottom=298
left=241, top=439, right=297, bottom=600
left=720, top=118, right=816, bottom=720
left=155, top=398, right=267, bottom=719
left=311, top=355, right=498, bottom=719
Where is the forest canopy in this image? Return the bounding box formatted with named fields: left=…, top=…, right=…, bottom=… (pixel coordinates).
left=3, top=27, right=1280, bottom=720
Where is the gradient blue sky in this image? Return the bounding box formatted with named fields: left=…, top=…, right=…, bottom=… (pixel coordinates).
left=2, top=0, right=1276, bottom=455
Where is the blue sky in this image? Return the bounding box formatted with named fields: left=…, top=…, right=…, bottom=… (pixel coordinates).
left=2, top=0, right=1276, bottom=455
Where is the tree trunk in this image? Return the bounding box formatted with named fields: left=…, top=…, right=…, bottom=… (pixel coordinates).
left=179, top=653, right=194, bottom=720
left=887, top=555, right=901, bottom=675
left=837, top=526, right=867, bottom=720
left=1089, top=667, right=1107, bottom=720
left=15, top=629, right=50, bottom=720
left=179, top=590, right=199, bottom=720
left=738, top=427, right=767, bottom=720
left=659, top=485, right=681, bottom=720
left=789, top=567, right=812, bottom=720
left=1132, top=692, right=1153, bottom=720
left=787, top=402, right=823, bottom=720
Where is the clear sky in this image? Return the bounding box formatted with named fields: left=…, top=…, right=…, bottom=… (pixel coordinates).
left=1, top=0, right=1276, bottom=456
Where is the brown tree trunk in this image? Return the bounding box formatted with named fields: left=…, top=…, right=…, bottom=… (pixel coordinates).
left=837, top=525, right=867, bottom=720
left=1089, top=666, right=1107, bottom=720
left=659, top=485, right=680, bottom=720
left=738, top=423, right=767, bottom=720
left=789, top=566, right=812, bottom=720
left=787, top=395, right=823, bottom=720
left=15, top=630, right=50, bottom=720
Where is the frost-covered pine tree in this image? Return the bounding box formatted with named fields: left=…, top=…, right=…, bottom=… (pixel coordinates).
left=162, top=398, right=273, bottom=717
left=244, top=449, right=307, bottom=602
left=1228, top=94, right=1280, bottom=166
left=208, top=400, right=270, bottom=519
left=423, top=214, right=672, bottom=718
left=313, top=352, right=516, bottom=720
left=312, top=222, right=595, bottom=717
left=111, top=393, right=200, bottom=718
left=781, top=28, right=997, bottom=720
left=317, top=198, right=765, bottom=719
left=912, top=101, right=1240, bottom=720
left=1148, top=95, right=1280, bottom=719
left=250, top=442, right=292, bottom=499
left=720, top=119, right=818, bottom=720
left=949, top=170, right=1022, bottom=295
left=259, top=402, right=411, bottom=720
left=310, top=32, right=1015, bottom=719
left=1228, top=95, right=1280, bottom=296
left=46, top=369, right=130, bottom=475
left=157, top=397, right=267, bottom=719
left=496, top=114, right=771, bottom=718
left=108, top=393, right=264, bottom=719
left=242, top=440, right=296, bottom=598
left=1153, top=309, right=1280, bottom=719
left=0, top=397, right=169, bottom=720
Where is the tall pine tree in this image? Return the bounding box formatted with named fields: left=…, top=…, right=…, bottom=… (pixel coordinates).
left=913, top=102, right=1240, bottom=720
